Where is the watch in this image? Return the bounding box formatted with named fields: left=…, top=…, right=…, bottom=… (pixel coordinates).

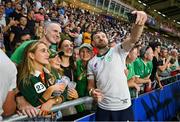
left=55, top=97, right=60, bottom=104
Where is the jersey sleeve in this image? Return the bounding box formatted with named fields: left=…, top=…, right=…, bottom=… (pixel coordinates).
left=87, top=60, right=95, bottom=80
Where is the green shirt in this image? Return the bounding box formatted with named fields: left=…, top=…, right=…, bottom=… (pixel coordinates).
left=127, top=62, right=137, bottom=98
left=133, top=58, right=153, bottom=78
left=127, top=62, right=135, bottom=80
left=19, top=72, right=53, bottom=107
left=51, top=68, right=68, bottom=102
left=74, top=60, right=89, bottom=113
left=74, top=60, right=88, bottom=97
left=11, top=40, right=36, bottom=65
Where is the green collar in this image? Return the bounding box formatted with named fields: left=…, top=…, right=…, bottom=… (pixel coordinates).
left=97, top=48, right=110, bottom=57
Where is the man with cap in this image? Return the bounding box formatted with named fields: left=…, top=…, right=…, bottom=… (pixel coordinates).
left=87, top=11, right=147, bottom=121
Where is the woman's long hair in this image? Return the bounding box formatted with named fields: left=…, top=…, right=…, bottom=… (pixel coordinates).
left=17, top=41, right=47, bottom=87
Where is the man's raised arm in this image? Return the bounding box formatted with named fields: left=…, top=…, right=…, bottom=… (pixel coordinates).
left=122, top=11, right=147, bottom=51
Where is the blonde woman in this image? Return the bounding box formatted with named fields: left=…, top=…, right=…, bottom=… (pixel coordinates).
left=17, top=41, right=65, bottom=119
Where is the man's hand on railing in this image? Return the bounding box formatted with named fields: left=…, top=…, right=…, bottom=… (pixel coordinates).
left=16, top=96, right=39, bottom=118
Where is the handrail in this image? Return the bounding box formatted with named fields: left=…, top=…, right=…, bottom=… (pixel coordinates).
left=160, top=73, right=179, bottom=81
left=4, top=97, right=93, bottom=122
left=3, top=73, right=179, bottom=121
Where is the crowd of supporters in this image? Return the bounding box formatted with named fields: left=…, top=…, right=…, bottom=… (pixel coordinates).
left=0, top=0, right=179, bottom=121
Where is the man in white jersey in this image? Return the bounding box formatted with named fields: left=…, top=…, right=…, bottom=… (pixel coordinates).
left=87, top=11, right=147, bottom=121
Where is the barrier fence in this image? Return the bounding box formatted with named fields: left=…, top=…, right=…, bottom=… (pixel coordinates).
left=3, top=73, right=180, bottom=121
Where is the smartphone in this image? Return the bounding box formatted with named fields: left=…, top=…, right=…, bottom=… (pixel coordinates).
left=127, top=12, right=137, bottom=23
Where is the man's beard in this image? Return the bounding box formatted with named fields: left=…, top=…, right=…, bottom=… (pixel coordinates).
left=96, top=44, right=107, bottom=49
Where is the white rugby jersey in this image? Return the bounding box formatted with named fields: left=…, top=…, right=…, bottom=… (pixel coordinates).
left=87, top=44, right=131, bottom=111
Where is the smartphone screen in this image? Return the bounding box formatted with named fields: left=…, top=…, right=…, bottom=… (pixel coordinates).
left=127, top=12, right=137, bottom=23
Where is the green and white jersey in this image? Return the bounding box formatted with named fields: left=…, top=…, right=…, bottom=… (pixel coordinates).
left=127, top=62, right=135, bottom=80
left=133, top=58, right=153, bottom=78
left=87, top=44, right=131, bottom=111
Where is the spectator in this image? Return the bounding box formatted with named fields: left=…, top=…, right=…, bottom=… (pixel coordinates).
left=0, top=49, right=17, bottom=120
left=60, top=26, right=71, bottom=42
left=73, top=27, right=82, bottom=47
left=170, top=49, right=179, bottom=70
left=58, top=39, right=78, bottom=119
left=87, top=11, right=147, bottom=121
left=5, top=1, right=14, bottom=18
left=73, top=46, right=80, bottom=63
left=34, top=8, right=45, bottom=22
left=58, top=39, right=74, bottom=81
left=26, top=10, right=36, bottom=39
left=158, top=47, right=171, bottom=77
left=126, top=46, right=140, bottom=98
left=82, top=24, right=92, bottom=44
left=9, top=16, right=30, bottom=51
left=9, top=3, right=23, bottom=22
left=49, top=51, right=79, bottom=119
left=11, top=21, right=61, bottom=65
left=35, top=25, right=44, bottom=39
left=74, top=44, right=93, bottom=113
left=134, top=46, right=153, bottom=93
left=149, top=41, right=163, bottom=89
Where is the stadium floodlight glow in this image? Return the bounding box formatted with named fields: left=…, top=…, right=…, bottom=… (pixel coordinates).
left=143, top=3, right=147, bottom=6
left=162, top=14, right=166, bottom=17
left=138, top=0, right=142, bottom=3
left=157, top=11, right=161, bottom=14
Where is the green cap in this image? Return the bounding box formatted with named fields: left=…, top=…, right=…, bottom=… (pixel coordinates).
left=79, top=43, right=93, bottom=51
left=11, top=40, right=37, bottom=65
left=49, top=48, right=64, bottom=58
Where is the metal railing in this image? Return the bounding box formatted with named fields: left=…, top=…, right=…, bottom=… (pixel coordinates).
left=4, top=97, right=93, bottom=121
left=3, top=73, right=180, bottom=121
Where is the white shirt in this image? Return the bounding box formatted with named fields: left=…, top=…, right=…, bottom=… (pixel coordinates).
left=0, top=49, right=17, bottom=118
left=87, top=44, right=131, bottom=111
